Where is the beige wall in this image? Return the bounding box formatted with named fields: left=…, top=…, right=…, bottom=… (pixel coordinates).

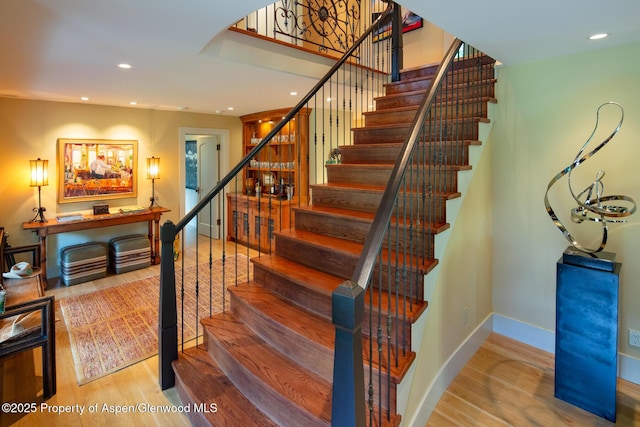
left=402, top=41, right=640, bottom=423
left=491, top=41, right=640, bottom=358
left=0, top=98, right=242, bottom=277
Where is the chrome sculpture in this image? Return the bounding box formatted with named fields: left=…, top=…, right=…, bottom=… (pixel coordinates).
left=544, top=102, right=636, bottom=253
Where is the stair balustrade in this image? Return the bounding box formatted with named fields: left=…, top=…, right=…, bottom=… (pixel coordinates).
left=158, top=1, right=495, bottom=425
left=332, top=40, right=495, bottom=426
left=159, top=0, right=396, bottom=391
left=233, top=0, right=375, bottom=57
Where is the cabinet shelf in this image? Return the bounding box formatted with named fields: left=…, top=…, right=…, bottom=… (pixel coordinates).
left=227, top=107, right=310, bottom=253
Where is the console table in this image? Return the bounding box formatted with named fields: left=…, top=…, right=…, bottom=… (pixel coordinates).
left=23, top=207, right=169, bottom=283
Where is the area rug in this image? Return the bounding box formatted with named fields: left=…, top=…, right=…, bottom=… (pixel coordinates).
left=59, top=254, right=251, bottom=385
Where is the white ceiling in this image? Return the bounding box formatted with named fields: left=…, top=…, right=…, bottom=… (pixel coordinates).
left=1, top=0, right=639, bottom=116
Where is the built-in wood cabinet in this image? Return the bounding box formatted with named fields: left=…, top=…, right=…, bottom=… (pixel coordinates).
left=240, top=107, right=309, bottom=202
left=226, top=193, right=296, bottom=252
left=227, top=107, right=310, bottom=252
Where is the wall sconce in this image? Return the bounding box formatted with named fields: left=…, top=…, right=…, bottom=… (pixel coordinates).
left=30, top=158, right=49, bottom=223
left=146, top=156, right=160, bottom=208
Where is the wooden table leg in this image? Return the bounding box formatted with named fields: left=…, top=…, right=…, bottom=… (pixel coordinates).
left=147, top=220, right=155, bottom=264
left=38, top=235, right=47, bottom=282
left=153, top=218, right=161, bottom=264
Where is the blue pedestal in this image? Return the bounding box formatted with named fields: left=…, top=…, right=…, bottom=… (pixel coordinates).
left=555, top=247, right=620, bottom=422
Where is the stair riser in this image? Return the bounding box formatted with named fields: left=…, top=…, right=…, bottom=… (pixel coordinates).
left=365, top=101, right=488, bottom=127
left=386, top=67, right=495, bottom=98
left=327, top=166, right=459, bottom=194
left=435, top=81, right=496, bottom=102
left=353, top=120, right=480, bottom=145
left=251, top=265, right=414, bottom=347
left=274, top=234, right=424, bottom=298
left=228, top=289, right=397, bottom=413
left=174, top=376, right=212, bottom=427
left=399, top=62, right=494, bottom=84
left=400, top=66, right=437, bottom=80
left=385, top=79, right=432, bottom=95
left=294, top=209, right=436, bottom=255
left=310, top=186, right=448, bottom=224
left=376, top=91, right=425, bottom=110
left=340, top=143, right=470, bottom=166
left=203, top=323, right=329, bottom=427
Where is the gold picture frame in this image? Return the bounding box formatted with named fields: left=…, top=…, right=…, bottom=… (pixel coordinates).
left=57, top=138, right=138, bottom=203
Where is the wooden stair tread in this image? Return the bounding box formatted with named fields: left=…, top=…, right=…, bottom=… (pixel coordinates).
left=229, top=283, right=416, bottom=383
left=340, top=140, right=481, bottom=149
left=352, top=116, right=490, bottom=132
left=309, top=182, right=462, bottom=200
left=374, top=94, right=497, bottom=107
left=375, top=88, right=426, bottom=101
left=276, top=228, right=438, bottom=273
left=173, top=346, right=279, bottom=427
left=251, top=255, right=429, bottom=322
left=294, top=204, right=450, bottom=233
left=203, top=313, right=333, bottom=425
left=326, top=163, right=471, bottom=172
left=363, top=105, right=419, bottom=115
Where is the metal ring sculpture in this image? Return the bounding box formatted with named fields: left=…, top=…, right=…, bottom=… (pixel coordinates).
left=544, top=102, right=636, bottom=253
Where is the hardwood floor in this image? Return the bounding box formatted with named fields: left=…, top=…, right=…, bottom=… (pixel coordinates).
left=0, top=231, right=258, bottom=427
left=427, top=333, right=640, bottom=426
left=2, top=229, right=638, bottom=426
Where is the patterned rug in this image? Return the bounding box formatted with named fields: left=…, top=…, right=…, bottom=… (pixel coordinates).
left=59, top=254, right=250, bottom=385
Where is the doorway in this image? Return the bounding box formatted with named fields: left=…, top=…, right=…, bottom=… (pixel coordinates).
left=179, top=127, right=230, bottom=243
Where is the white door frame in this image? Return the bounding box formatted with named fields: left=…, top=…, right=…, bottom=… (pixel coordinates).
left=178, top=127, right=230, bottom=234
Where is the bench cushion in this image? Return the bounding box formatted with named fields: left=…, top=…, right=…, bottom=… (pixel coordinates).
left=109, top=234, right=151, bottom=274
left=60, top=242, right=107, bottom=286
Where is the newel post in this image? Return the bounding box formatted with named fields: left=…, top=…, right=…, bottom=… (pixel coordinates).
left=158, top=220, right=178, bottom=390
left=331, top=280, right=365, bottom=427
left=390, top=2, right=403, bottom=82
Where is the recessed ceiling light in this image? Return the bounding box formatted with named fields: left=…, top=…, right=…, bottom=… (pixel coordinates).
left=80, top=97, right=89, bottom=101
left=130, top=101, right=137, bottom=105
left=589, top=33, right=608, bottom=40
left=290, top=91, right=298, bottom=96
left=118, top=63, right=132, bottom=69
left=227, top=107, right=234, bottom=111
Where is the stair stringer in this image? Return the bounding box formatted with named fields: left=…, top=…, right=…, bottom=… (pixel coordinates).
left=393, top=100, right=497, bottom=425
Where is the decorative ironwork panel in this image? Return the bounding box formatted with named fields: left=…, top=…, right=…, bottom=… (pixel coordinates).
left=274, top=0, right=361, bottom=54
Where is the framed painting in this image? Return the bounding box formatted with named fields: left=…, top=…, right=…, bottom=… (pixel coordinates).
left=57, top=138, right=138, bottom=203
left=373, top=7, right=423, bottom=42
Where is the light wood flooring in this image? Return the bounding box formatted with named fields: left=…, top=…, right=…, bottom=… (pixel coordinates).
left=427, top=333, right=640, bottom=426
left=0, top=232, right=259, bottom=427
left=2, top=232, right=639, bottom=426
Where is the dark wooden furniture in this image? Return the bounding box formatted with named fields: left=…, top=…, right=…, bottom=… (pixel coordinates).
left=227, top=107, right=310, bottom=253
left=0, top=229, right=56, bottom=398
left=23, top=207, right=169, bottom=282
left=240, top=107, right=310, bottom=202
left=226, top=193, right=296, bottom=253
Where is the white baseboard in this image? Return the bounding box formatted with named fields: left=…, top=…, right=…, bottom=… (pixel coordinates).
left=406, top=313, right=640, bottom=426
left=494, top=313, right=640, bottom=385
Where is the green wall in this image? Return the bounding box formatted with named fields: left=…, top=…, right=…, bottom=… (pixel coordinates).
left=492, top=41, right=640, bottom=357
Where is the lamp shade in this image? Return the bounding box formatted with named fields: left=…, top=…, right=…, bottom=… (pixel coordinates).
left=147, top=156, right=160, bottom=180
left=30, top=158, right=49, bottom=187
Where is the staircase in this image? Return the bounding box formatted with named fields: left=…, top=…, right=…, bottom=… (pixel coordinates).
left=171, top=57, right=496, bottom=426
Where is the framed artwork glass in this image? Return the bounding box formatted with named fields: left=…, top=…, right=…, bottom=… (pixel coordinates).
left=373, top=6, right=423, bottom=42
left=57, top=138, right=138, bottom=203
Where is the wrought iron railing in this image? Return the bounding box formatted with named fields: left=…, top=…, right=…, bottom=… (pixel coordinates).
left=331, top=40, right=494, bottom=426
left=158, top=0, right=494, bottom=424
left=159, top=0, right=396, bottom=390
left=233, top=0, right=381, bottom=57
